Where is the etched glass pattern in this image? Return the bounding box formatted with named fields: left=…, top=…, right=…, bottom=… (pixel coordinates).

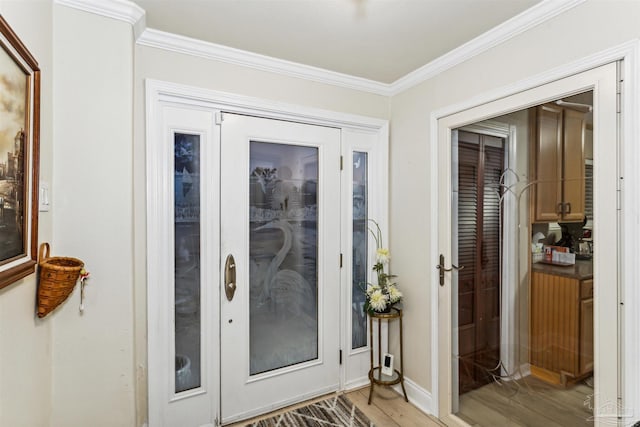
left=174, top=133, right=201, bottom=393
left=249, top=141, right=319, bottom=375
left=352, top=152, right=368, bottom=349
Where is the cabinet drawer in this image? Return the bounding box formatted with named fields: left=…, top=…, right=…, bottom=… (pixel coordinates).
left=581, top=279, right=593, bottom=299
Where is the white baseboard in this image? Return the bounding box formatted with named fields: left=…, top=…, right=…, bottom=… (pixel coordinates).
left=345, top=373, right=434, bottom=415
left=517, top=363, right=531, bottom=380
left=344, top=376, right=370, bottom=391
left=501, top=363, right=531, bottom=381
left=392, top=376, right=434, bottom=416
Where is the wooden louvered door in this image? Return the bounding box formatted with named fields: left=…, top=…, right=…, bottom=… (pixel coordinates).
left=456, top=131, right=504, bottom=394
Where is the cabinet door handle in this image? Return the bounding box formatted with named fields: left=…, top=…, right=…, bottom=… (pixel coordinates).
left=565, top=202, right=571, bottom=214
left=557, top=202, right=564, bottom=215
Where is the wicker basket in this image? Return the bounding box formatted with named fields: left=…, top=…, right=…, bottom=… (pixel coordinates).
left=37, top=243, right=84, bottom=318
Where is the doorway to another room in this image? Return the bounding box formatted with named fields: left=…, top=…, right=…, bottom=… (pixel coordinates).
left=437, top=63, right=619, bottom=427
left=453, top=92, right=596, bottom=426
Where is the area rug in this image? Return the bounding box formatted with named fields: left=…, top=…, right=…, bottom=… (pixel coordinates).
left=245, top=395, right=374, bottom=427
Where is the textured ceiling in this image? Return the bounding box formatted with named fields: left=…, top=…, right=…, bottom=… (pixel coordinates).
left=133, top=0, right=541, bottom=84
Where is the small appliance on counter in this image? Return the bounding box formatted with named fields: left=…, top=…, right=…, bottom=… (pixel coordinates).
left=575, top=239, right=593, bottom=260
left=543, top=245, right=576, bottom=265
left=531, top=232, right=545, bottom=263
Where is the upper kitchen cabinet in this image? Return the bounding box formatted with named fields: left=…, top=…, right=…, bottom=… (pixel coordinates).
left=530, top=104, right=586, bottom=223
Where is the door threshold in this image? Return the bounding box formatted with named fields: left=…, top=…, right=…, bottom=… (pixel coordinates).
left=226, top=386, right=446, bottom=427
left=224, top=391, right=339, bottom=426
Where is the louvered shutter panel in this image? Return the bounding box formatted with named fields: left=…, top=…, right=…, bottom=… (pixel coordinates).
left=482, top=145, right=503, bottom=352
left=457, top=136, right=504, bottom=394
left=458, top=143, right=479, bottom=331
left=457, top=142, right=479, bottom=393
left=585, top=162, right=593, bottom=221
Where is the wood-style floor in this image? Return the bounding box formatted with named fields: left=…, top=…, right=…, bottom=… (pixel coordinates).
left=227, top=385, right=445, bottom=427
left=227, top=376, right=593, bottom=426
left=458, top=375, right=594, bottom=427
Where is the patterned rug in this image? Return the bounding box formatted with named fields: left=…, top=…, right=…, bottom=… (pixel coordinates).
left=245, top=395, right=374, bottom=427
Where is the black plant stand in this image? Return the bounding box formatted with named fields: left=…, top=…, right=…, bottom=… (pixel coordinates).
left=367, top=307, right=408, bottom=404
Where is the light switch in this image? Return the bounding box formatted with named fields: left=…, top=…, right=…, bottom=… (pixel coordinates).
left=39, top=181, right=50, bottom=212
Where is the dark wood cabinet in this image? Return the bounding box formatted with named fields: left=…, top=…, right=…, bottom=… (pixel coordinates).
left=531, top=104, right=586, bottom=222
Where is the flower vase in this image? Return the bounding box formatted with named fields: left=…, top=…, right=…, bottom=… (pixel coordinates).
left=373, top=305, right=392, bottom=315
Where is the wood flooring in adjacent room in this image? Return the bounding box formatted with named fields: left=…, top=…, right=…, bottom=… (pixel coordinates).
left=457, top=375, right=594, bottom=427
left=227, top=386, right=445, bottom=427
left=226, top=376, right=593, bottom=426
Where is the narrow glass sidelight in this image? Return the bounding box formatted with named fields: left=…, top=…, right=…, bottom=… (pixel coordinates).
left=174, top=133, right=202, bottom=393
left=248, top=141, right=319, bottom=375
left=352, top=152, right=368, bottom=349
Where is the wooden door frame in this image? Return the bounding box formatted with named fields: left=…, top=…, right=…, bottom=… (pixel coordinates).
left=430, top=41, right=640, bottom=426
left=145, top=79, right=389, bottom=426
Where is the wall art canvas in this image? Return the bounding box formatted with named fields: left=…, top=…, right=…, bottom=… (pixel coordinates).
left=0, top=16, right=40, bottom=289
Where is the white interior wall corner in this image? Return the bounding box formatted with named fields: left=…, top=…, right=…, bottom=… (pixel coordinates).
left=51, top=5, right=136, bottom=426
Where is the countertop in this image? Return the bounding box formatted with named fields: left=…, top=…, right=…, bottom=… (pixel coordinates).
left=531, top=259, right=593, bottom=280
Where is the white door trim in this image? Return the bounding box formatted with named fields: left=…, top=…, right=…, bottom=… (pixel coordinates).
left=146, top=79, right=389, bottom=426
left=428, top=40, right=640, bottom=421
left=340, top=129, right=389, bottom=391
left=146, top=79, right=388, bottom=132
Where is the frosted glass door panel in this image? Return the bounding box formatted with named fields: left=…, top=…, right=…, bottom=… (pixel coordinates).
left=352, top=152, right=368, bottom=349
left=174, top=133, right=201, bottom=393
left=249, top=141, right=319, bottom=375
left=221, top=114, right=340, bottom=423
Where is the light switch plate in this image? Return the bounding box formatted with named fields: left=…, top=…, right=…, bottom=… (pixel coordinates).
left=39, top=181, right=50, bottom=212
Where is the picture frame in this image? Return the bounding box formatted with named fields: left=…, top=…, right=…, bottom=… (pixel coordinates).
left=0, top=16, right=40, bottom=290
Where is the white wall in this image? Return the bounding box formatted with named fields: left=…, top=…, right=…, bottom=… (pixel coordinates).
left=7, top=1, right=640, bottom=425
left=51, top=5, right=135, bottom=426
left=389, top=0, right=640, bottom=404
left=0, top=1, right=53, bottom=426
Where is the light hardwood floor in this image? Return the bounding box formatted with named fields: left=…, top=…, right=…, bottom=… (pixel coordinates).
left=458, top=375, right=594, bottom=427
left=226, top=376, right=593, bottom=426
left=227, top=385, right=445, bottom=426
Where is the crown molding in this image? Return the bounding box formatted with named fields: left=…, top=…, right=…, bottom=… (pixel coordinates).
left=388, top=0, right=586, bottom=96
left=136, top=29, right=393, bottom=96
left=56, top=0, right=584, bottom=97
left=54, top=0, right=146, bottom=38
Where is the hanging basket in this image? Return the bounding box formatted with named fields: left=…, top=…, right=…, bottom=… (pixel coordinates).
left=36, top=243, right=84, bottom=318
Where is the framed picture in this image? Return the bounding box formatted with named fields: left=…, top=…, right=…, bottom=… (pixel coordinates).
left=0, top=16, right=40, bottom=290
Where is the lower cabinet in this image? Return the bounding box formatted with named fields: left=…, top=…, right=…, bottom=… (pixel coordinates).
left=530, top=273, right=593, bottom=385
left=579, top=297, right=594, bottom=374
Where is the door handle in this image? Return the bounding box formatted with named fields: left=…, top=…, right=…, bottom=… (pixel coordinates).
left=224, top=254, right=237, bottom=301
left=436, top=254, right=464, bottom=286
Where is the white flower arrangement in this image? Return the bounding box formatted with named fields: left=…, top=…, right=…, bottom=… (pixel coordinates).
left=362, top=220, right=402, bottom=314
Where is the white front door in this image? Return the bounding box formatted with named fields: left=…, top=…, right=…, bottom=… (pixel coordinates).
left=220, top=114, right=342, bottom=424
left=147, top=83, right=388, bottom=427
